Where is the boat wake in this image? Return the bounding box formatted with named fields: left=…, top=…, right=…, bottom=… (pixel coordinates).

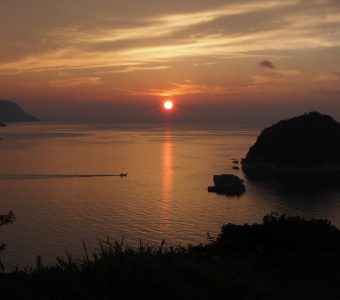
left=0, top=174, right=126, bottom=180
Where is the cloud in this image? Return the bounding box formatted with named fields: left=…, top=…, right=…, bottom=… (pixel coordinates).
left=48, top=77, right=102, bottom=88
left=258, top=60, right=276, bottom=70
left=2, top=0, right=340, bottom=75
left=117, top=81, right=238, bottom=97
left=251, top=76, right=285, bottom=85
left=110, top=65, right=169, bottom=73
left=257, top=60, right=299, bottom=76
left=275, top=69, right=300, bottom=76
left=312, top=72, right=340, bottom=82
left=193, top=62, right=216, bottom=66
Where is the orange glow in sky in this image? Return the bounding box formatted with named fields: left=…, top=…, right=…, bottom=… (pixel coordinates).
left=1, top=1, right=340, bottom=123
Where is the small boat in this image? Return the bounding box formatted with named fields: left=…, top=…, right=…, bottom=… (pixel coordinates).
left=120, top=173, right=127, bottom=177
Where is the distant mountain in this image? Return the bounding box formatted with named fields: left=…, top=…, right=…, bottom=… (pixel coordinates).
left=0, top=100, right=40, bottom=122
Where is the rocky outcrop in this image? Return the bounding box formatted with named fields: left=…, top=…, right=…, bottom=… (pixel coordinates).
left=0, top=122, right=6, bottom=127
left=241, top=112, right=340, bottom=181
left=208, top=174, right=246, bottom=196
left=0, top=100, right=40, bottom=122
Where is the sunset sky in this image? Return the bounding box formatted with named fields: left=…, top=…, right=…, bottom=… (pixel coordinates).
left=1, top=0, right=340, bottom=124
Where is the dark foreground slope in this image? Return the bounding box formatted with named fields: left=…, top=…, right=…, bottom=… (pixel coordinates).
left=242, top=112, right=340, bottom=180
left=1, top=213, right=340, bottom=299
left=0, top=100, right=40, bottom=122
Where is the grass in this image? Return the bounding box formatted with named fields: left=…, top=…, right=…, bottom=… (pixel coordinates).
left=1, top=212, right=340, bottom=299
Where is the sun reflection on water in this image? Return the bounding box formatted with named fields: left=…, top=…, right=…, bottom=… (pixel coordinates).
left=160, top=130, right=174, bottom=232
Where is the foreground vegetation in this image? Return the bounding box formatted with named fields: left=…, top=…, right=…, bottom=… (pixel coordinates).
left=0, top=210, right=15, bottom=271
left=1, top=212, right=340, bottom=299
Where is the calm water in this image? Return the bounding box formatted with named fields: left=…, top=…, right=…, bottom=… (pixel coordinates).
left=1, top=123, right=340, bottom=267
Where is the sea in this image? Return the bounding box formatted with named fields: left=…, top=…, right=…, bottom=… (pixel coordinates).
left=1, top=123, right=340, bottom=268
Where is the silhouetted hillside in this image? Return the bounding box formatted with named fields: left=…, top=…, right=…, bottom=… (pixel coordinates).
left=0, top=100, right=40, bottom=122
left=1, top=213, right=340, bottom=299
left=242, top=112, right=340, bottom=180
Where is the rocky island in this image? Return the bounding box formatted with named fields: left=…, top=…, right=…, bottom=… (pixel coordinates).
left=0, top=100, right=40, bottom=122
left=241, top=112, right=340, bottom=181
left=208, top=174, right=246, bottom=196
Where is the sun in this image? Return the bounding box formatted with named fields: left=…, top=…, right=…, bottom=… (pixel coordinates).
left=164, top=100, right=173, bottom=110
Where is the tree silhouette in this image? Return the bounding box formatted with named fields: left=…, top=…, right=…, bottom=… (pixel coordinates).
left=0, top=211, right=15, bottom=271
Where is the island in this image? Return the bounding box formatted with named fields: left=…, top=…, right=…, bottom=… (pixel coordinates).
left=0, top=100, right=40, bottom=122
left=241, top=112, right=340, bottom=181
left=208, top=174, right=246, bottom=196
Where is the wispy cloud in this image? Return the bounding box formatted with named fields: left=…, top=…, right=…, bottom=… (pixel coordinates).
left=117, top=81, right=241, bottom=97
left=251, top=76, right=285, bottom=85
left=276, top=70, right=300, bottom=76
left=312, top=72, right=340, bottom=82
left=48, top=77, right=102, bottom=88
left=1, top=0, right=339, bottom=75
left=193, top=62, right=216, bottom=66
left=108, top=65, right=169, bottom=74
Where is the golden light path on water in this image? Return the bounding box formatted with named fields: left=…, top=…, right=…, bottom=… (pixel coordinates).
left=160, top=130, right=174, bottom=233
